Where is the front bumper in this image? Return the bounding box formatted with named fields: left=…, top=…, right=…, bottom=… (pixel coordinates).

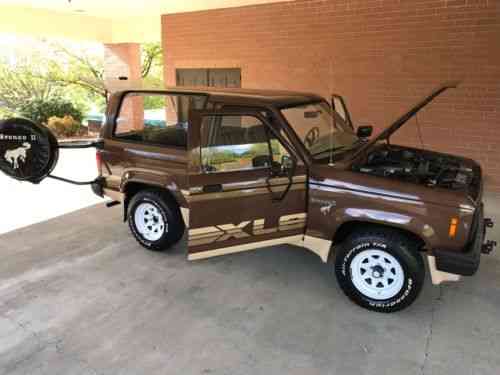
left=433, top=204, right=496, bottom=276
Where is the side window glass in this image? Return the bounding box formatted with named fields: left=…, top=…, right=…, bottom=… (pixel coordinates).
left=270, top=136, right=291, bottom=165
left=200, top=115, right=273, bottom=173
left=114, top=93, right=205, bottom=148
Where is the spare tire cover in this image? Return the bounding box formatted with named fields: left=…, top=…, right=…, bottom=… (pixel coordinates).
left=0, top=118, right=59, bottom=183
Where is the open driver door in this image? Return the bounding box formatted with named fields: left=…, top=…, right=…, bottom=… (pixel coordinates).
left=186, top=108, right=307, bottom=260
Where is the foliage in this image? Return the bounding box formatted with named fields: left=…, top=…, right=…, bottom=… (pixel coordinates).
left=144, top=95, right=166, bottom=111
left=45, top=44, right=107, bottom=102
left=19, top=97, right=83, bottom=126
left=46, top=115, right=82, bottom=138
left=0, top=106, right=15, bottom=119
left=46, top=42, right=164, bottom=106
left=0, top=38, right=164, bottom=126
left=202, top=142, right=282, bottom=167
left=141, top=43, right=163, bottom=78
left=0, top=58, right=59, bottom=113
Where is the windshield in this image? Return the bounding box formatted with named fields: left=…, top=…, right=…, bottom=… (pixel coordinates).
left=281, top=101, right=359, bottom=160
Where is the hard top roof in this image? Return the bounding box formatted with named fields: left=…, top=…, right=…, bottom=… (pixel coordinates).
left=113, top=86, right=325, bottom=107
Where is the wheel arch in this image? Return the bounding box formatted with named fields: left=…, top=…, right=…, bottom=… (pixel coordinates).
left=122, top=180, right=186, bottom=224
left=329, top=220, right=427, bottom=260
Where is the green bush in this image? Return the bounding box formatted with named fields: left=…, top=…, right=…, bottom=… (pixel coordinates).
left=19, top=97, right=83, bottom=126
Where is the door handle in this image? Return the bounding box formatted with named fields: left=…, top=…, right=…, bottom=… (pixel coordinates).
left=203, top=184, right=223, bottom=193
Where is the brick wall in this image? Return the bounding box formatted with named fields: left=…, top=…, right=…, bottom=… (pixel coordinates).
left=104, top=43, right=144, bottom=131
left=162, top=0, right=500, bottom=191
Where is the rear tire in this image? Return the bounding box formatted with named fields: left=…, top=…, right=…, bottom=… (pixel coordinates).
left=128, top=189, right=184, bottom=251
left=332, top=227, right=425, bottom=313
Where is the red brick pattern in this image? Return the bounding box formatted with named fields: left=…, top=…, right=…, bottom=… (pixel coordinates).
left=104, top=43, right=144, bottom=131
left=162, top=0, right=500, bottom=191
left=104, top=43, right=141, bottom=82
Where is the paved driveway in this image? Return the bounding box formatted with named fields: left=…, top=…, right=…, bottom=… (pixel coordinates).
left=0, top=187, right=499, bottom=374
left=0, top=148, right=103, bottom=235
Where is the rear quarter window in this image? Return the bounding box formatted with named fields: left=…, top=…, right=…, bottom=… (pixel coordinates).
left=114, top=93, right=205, bottom=148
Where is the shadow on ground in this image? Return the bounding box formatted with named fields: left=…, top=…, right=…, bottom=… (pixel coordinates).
left=0, top=195, right=499, bottom=374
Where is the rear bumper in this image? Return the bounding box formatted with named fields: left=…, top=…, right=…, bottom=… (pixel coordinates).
left=433, top=204, right=495, bottom=276
left=91, top=177, right=105, bottom=197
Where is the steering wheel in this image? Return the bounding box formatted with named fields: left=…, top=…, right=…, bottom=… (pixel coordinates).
left=304, top=127, right=320, bottom=148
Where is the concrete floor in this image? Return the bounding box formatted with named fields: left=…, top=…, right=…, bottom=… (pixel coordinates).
left=0, top=149, right=102, bottom=235
left=1, top=193, right=500, bottom=375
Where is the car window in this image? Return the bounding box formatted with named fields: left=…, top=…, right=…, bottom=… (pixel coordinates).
left=200, top=115, right=276, bottom=173
left=114, top=93, right=205, bottom=148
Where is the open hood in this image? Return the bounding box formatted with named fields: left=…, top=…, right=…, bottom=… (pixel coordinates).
left=353, top=81, right=460, bottom=158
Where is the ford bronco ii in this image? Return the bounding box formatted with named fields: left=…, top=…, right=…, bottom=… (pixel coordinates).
left=0, top=82, right=496, bottom=312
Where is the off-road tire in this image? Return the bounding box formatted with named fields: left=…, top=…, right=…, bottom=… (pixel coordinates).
left=332, top=227, right=425, bottom=313
left=128, top=189, right=185, bottom=251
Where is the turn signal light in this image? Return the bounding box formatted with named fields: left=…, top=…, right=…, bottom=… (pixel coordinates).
left=449, top=218, right=459, bottom=237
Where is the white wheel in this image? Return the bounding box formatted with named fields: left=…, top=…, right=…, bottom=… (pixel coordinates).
left=133, top=202, right=167, bottom=242
left=350, top=249, right=405, bottom=300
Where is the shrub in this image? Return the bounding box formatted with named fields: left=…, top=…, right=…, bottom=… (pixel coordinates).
left=19, top=97, right=83, bottom=126
left=0, top=106, right=15, bottom=119
left=46, top=115, right=81, bottom=138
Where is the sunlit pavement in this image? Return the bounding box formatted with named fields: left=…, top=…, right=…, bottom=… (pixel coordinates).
left=0, top=164, right=499, bottom=373
left=0, top=148, right=104, bottom=235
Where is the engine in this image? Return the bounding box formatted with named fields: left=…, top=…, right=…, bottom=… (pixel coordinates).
left=355, top=145, right=476, bottom=190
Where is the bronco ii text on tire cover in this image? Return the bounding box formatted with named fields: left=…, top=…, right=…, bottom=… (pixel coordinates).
left=0, top=82, right=496, bottom=312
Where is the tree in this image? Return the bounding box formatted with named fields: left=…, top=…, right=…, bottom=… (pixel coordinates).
left=46, top=42, right=164, bottom=105
left=0, top=58, right=59, bottom=113
left=141, top=43, right=163, bottom=78
left=0, top=39, right=164, bottom=120
left=46, top=44, right=107, bottom=103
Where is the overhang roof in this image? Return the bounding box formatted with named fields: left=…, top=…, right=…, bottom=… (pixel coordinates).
left=0, top=0, right=290, bottom=43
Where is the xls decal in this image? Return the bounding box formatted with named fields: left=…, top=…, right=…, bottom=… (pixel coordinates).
left=189, top=213, right=306, bottom=246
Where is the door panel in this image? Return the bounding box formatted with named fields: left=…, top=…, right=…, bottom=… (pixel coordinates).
left=187, top=110, right=306, bottom=259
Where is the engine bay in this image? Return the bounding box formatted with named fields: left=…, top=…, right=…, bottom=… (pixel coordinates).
left=354, top=145, right=477, bottom=190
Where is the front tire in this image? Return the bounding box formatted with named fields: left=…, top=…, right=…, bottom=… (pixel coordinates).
left=128, top=189, right=184, bottom=251
left=333, top=228, right=425, bottom=313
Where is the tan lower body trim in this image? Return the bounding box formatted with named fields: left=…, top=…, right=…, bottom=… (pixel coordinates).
left=103, top=188, right=124, bottom=203
left=180, top=207, right=189, bottom=227
left=302, top=235, right=332, bottom=263
left=187, top=235, right=303, bottom=261
left=427, top=255, right=461, bottom=285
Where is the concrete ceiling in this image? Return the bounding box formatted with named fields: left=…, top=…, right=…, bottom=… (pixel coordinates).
left=0, top=0, right=287, bottom=17
left=0, top=0, right=289, bottom=42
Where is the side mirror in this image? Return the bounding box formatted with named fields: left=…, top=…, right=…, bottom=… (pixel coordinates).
left=282, top=155, right=295, bottom=170
left=270, top=160, right=282, bottom=176
left=357, top=125, right=373, bottom=138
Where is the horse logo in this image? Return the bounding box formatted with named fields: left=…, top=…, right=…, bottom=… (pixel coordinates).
left=4, top=142, right=31, bottom=170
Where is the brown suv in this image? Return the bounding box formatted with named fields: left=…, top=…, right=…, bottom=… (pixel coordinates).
left=2, top=83, right=491, bottom=312
left=85, top=82, right=496, bottom=312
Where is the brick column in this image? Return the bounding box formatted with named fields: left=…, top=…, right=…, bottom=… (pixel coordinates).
left=104, top=43, right=143, bottom=131
left=104, top=43, right=141, bottom=83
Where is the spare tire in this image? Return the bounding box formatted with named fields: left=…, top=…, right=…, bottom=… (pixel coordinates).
left=0, top=117, right=59, bottom=184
